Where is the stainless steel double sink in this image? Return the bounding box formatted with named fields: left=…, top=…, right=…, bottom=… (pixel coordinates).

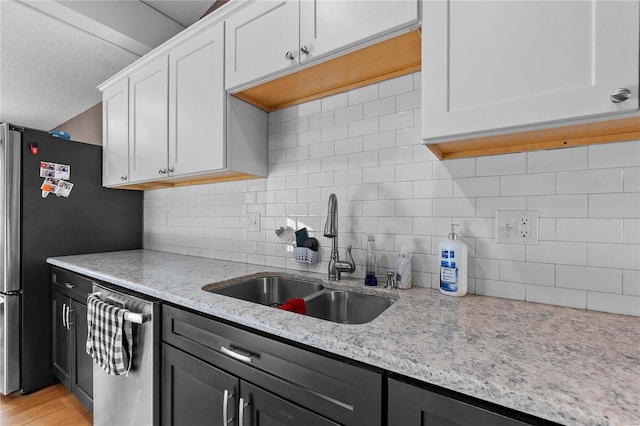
left=203, top=275, right=394, bottom=325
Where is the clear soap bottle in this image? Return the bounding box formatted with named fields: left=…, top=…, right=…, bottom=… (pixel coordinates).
left=365, top=234, right=378, bottom=286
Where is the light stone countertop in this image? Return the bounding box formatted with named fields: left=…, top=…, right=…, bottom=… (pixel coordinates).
left=47, top=249, right=640, bottom=426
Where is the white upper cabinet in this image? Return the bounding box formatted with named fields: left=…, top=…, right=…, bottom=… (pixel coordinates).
left=299, top=0, right=419, bottom=64
left=422, top=0, right=640, bottom=142
left=225, top=1, right=300, bottom=90
left=169, top=23, right=225, bottom=176
left=225, top=0, right=420, bottom=91
left=102, top=79, right=129, bottom=187
left=128, top=56, right=169, bottom=182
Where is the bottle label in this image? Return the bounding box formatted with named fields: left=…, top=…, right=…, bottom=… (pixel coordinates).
left=442, top=249, right=455, bottom=259
left=440, top=260, right=458, bottom=292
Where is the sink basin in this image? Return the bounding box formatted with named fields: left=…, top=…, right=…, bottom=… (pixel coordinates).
left=304, top=290, right=394, bottom=325
left=205, top=276, right=323, bottom=307
left=205, top=275, right=394, bottom=324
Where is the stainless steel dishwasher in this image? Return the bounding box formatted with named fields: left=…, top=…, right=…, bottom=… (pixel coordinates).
left=90, top=282, right=161, bottom=426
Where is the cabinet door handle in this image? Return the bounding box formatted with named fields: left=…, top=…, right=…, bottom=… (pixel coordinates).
left=64, top=282, right=76, bottom=289
left=66, top=306, right=73, bottom=330
left=62, top=303, right=67, bottom=328
left=222, top=389, right=232, bottom=425
left=158, top=168, right=166, bottom=175
left=300, top=45, right=309, bottom=55
left=120, top=176, right=128, bottom=181
left=220, top=345, right=252, bottom=363
left=238, top=397, right=249, bottom=426
left=285, top=51, right=294, bottom=61
left=611, top=88, right=631, bottom=103
left=167, top=167, right=174, bottom=174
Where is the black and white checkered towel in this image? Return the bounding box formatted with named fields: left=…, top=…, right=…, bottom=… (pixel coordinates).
left=86, top=293, right=133, bottom=376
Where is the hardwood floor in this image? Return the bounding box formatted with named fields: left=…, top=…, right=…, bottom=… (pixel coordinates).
left=0, top=383, right=92, bottom=425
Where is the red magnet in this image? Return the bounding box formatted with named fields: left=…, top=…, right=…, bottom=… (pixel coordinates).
left=29, top=143, right=38, bottom=155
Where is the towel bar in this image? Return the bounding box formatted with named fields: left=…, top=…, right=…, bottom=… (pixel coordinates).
left=90, top=292, right=150, bottom=324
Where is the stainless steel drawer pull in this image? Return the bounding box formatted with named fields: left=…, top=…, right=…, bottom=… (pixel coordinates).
left=64, top=282, right=76, bottom=289
left=220, top=345, right=252, bottom=364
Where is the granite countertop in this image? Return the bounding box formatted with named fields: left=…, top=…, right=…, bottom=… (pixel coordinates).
left=47, top=249, right=640, bottom=426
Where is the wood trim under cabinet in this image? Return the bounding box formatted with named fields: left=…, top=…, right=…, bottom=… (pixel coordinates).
left=111, top=171, right=263, bottom=191
left=233, top=29, right=422, bottom=112
left=426, top=115, right=640, bottom=160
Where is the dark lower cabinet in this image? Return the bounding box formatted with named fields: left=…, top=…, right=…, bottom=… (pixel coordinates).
left=50, top=268, right=93, bottom=411
left=388, top=378, right=532, bottom=426
left=162, top=304, right=382, bottom=426
left=163, top=343, right=340, bottom=426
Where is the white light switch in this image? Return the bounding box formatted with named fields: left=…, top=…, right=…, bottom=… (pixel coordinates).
left=495, top=210, right=539, bottom=245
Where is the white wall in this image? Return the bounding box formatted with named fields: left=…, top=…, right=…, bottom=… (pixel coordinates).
left=144, top=72, right=640, bottom=316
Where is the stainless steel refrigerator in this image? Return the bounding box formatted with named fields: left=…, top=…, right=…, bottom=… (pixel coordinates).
left=0, top=123, right=142, bottom=395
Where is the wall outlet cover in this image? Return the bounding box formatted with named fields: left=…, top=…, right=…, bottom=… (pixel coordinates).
left=495, top=210, right=539, bottom=245
left=247, top=212, right=260, bottom=232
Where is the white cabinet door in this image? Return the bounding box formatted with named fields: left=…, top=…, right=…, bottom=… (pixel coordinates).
left=225, top=0, right=299, bottom=90
left=422, top=0, right=640, bottom=141
left=102, top=79, right=129, bottom=187
left=299, top=0, right=419, bottom=64
left=128, top=56, right=169, bottom=182
left=169, top=23, right=226, bottom=175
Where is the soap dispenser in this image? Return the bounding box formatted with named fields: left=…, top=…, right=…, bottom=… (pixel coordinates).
left=365, top=235, right=378, bottom=286
left=438, top=224, right=468, bottom=296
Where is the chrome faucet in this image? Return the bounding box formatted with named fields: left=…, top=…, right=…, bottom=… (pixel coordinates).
left=323, top=193, right=356, bottom=280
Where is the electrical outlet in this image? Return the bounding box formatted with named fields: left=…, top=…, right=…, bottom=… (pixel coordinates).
left=247, top=212, right=260, bottom=232
left=495, top=210, right=539, bottom=244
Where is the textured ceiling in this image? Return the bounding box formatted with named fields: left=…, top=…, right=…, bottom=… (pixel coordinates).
left=0, top=0, right=213, bottom=131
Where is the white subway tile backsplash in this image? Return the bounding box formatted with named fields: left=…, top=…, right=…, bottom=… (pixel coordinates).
left=526, top=285, right=587, bottom=309
left=414, top=179, right=453, bottom=198
left=453, top=176, right=500, bottom=198
left=624, top=167, right=640, bottom=192
left=527, top=147, right=588, bottom=173
left=589, top=193, right=640, bottom=218
left=556, top=218, right=623, bottom=243
left=526, top=241, right=587, bottom=266
left=623, top=270, right=640, bottom=296
left=477, top=153, right=526, bottom=176
left=379, top=74, right=414, bottom=98
left=556, top=265, right=622, bottom=293
left=380, top=146, right=414, bottom=166
left=335, top=104, right=364, bottom=124
left=587, top=292, right=640, bottom=316
left=364, top=97, right=395, bottom=118
left=309, top=111, right=334, bottom=129
left=143, top=74, right=640, bottom=316
left=363, top=166, right=395, bottom=184
left=527, top=195, right=588, bottom=218
left=476, top=279, right=526, bottom=300
left=322, top=92, right=349, bottom=111
left=335, top=136, right=363, bottom=155
left=589, top=140, right=640, bottom=169
left=500, top=260, right=554, bottom=286
left=432, top=198, right=476, bottom=217
left=501, top=173, right=555, bottom=196
left=475, top=196, right=526, bottom=217
left=624, top=219, right=640, bottom=244
left=364, top=131, right=396, bottom=151
left=556, top=169, right=623, bottom=194
left=432, top=158, right=476, bottom=179
left=379, top=110, right=414, bottom=132
left=349, top=84, right=378, bottom=105
left=587, top=243, right=640, bottom=269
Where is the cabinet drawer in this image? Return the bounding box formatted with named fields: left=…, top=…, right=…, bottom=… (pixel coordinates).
left=163, top=304, right=382, bottom=426
left=51, top=267, right=93, bottom=302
